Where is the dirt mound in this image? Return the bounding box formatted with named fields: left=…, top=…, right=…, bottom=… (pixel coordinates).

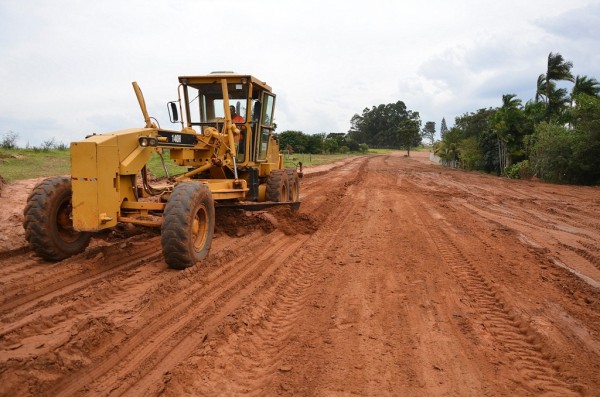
left=215, top=208, right=276, bottom=237
left=214, top=207, right=318, bottom=237
left=265, top=206, right=318, bottom=235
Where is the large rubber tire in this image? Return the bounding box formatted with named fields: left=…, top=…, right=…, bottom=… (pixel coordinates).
left=23, top=176, right=91, bottom=261
left=161, top=182, right=215, bottom=270
left=266, top=170, right=289, bottom=202
left=285, top=169, right=300, bottom=202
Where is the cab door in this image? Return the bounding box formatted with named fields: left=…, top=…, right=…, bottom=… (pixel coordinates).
left=257, top=92, right=276, bottom=161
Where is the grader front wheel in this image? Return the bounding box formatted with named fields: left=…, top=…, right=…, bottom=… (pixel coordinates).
left=23, top=176, right=91, bottom=261
left=161, top=182, right=215, bottom=270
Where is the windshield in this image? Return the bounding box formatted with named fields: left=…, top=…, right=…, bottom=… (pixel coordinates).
left=184, top=83, right=248, bottom=128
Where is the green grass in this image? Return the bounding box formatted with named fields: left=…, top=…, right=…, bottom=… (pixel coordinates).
left=283, top=150, right=391, bottom=168
left=0, top=148, right=188, bottom=182
left=0, top=147, right=391, bottom=182
left=0, top=149, right=71, bottom=182
left=146, top=150, right=188, bottom=178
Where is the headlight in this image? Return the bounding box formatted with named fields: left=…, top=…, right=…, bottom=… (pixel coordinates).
left=138, top=136, right=158, bottom=147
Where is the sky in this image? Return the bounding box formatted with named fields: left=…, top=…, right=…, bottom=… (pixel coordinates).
left=1, top=0, right=599, bottom=147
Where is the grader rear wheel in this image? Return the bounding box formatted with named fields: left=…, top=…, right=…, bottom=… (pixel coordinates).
left=266, top=170, right=289, bottom=202
left=161, top=182, right=215, bottom=269
left=23, top=176, right=91, bottom=261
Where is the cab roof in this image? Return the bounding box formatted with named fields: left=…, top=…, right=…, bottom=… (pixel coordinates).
left=178, top=73, right=272, bottom=93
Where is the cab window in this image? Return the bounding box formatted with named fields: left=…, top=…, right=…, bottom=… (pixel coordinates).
left=258, top=93, right=275, bottom=160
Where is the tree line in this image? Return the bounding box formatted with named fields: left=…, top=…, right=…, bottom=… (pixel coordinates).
left=277, top=100, right=422, bottom=156
left=434, top=52, right=600, bottom=185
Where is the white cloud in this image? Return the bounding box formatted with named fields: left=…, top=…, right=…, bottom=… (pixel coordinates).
left=1, top=0, right=598, bottom=145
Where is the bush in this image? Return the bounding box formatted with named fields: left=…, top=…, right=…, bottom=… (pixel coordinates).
left=505, top=160, right=532, bottom=179
left=358, top=143, right=369, bottom=153
left=531, top=123, right=573, bottom=183
left=41, top=138, right=56, bottom=152
left=1, top=131, right=18, bottom=149
left=55, top=142, right=69, bottom=151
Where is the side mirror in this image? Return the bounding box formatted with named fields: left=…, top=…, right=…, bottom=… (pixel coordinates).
left=168, top=101, right=179, bottom=123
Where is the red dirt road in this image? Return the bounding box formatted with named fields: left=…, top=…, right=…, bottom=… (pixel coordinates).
left=1, top=151, right=599, bottom=396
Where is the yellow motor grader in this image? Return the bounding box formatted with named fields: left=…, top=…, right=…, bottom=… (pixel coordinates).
left=23, top=73, right=301, bottom=269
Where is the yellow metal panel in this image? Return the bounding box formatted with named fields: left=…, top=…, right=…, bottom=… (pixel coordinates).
left=71, top=142, right=100, bottom=230
left=121, top=201, right=166, bottom=211
left=119, top=146, right=152, bottom=175
left=71, top=137, right=121, bottom=231
left=96, top=140, right=120, bottom=229
left=170, top=148, right=195, bottom=160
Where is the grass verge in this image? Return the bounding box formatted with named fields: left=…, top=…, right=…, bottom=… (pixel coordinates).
left=0, top=148, right=393, bottom=182
left=0, top=149, right=70, bottom=182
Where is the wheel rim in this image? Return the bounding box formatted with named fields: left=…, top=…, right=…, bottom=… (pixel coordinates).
left=192, top=205, right=209, bottom=252
left=281, top=184, right=287, bottom=201
left=56, top=199, right=80, bottom=243
left=291, top=182, right=297, bottom=201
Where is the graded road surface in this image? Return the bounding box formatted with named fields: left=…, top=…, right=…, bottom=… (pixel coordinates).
left=1, top=151, right=599, bottom=396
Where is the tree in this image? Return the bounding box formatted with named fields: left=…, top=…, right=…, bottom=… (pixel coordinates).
left=572, top=75, right=600, bottom=100
left=347, top=100, right=420, bottom=149
left=459, top=136, right=483, bottom=170
left=326, top=132, right=347, bottom=148
left=569, top=94, right=600, bottom=184
left=450, top=108, right=498, bottom=173
left=454, top=108, right=496, bottom=139
left=422, top=121, right=436, bottom=146
left=440, top=117, right=449, bottom=137
left=305, top=133, right=325, bottom=154
left=322, top=138, right=339, bottom=153
left=435, top=127, right=461, bottom=167
left=398, top=111, right=422, bottom=156
left=530, top=122, right=573, bottom=183
left=278, top=130, right=307, bottom=153
left=491, top=94, right=526, bottom=172
left=545, top=52, right=574, bottom=87
left=536, top=52, right=574, bottom=121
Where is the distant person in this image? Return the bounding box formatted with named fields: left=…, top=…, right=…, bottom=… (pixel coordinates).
left=230, top=106, right=244, bottom=123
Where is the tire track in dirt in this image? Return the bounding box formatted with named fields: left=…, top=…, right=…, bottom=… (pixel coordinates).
left=411, top=201, right=583, bottom=396
left=0, top=210, right=301, bottom=395
left=170, top=172, right=364, bottom=396
left=46, top=230, right=301, bottom=396
left=135, top=158, right=368, bottom=396
left=0, top=239, right=162, bottom=315
left=298, top=158, right=366, bottom=208
left=560, top=242, right=600, bottom=272
left=0, top=230, right=257, bottom=346
left=0, top=260, right=166, bottom=344
left=100, top=235, right=310, bottom=397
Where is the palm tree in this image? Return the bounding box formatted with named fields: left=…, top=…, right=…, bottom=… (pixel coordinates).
left=546, top=52, right=574, bottom=88
left=572, top=75, right=600, bottom=98
left=537, top=52, right=574, bottom=120
left=569, top=75, right=600, bottom=128
left=493, top=94, right=524, bottom=172
left=536, top=74, right=548, bottom=104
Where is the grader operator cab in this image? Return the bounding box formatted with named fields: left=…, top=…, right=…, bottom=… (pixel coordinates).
left=23, top=73, right=301, bottom=269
